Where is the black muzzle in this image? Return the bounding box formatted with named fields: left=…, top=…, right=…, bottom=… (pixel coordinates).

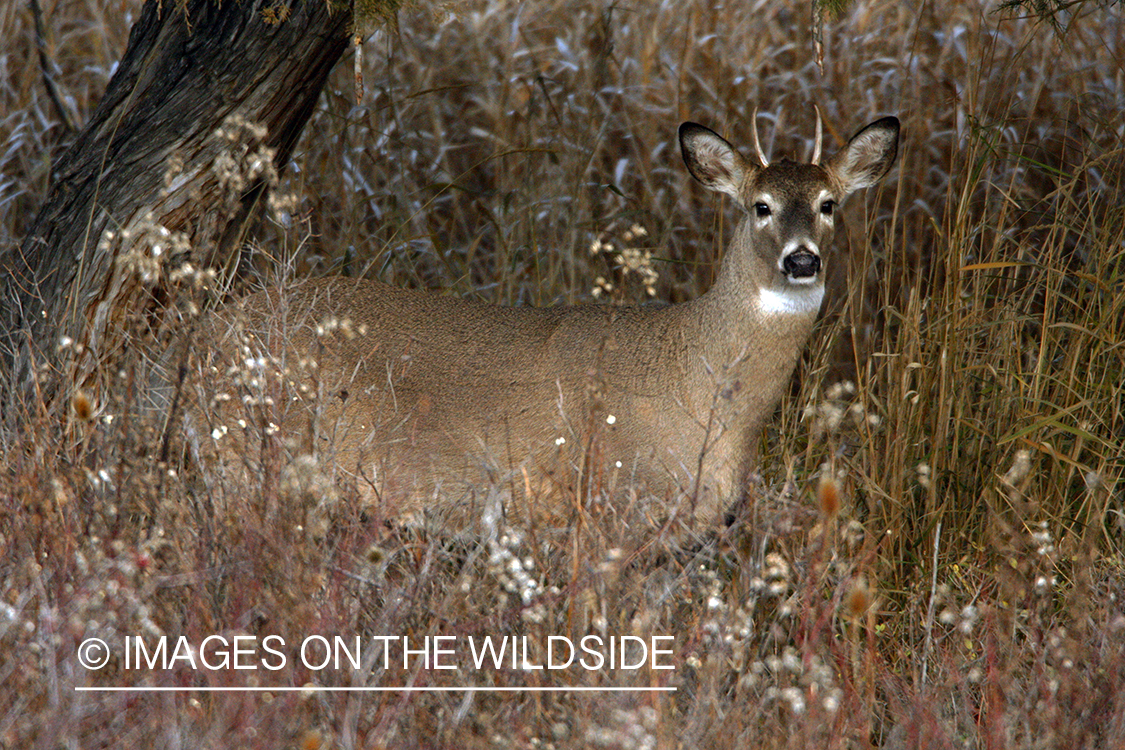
left=783, top=249, right=821, bottom=279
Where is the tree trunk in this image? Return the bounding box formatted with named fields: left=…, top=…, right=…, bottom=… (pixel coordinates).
left=1, top=0, right=354, bottom=424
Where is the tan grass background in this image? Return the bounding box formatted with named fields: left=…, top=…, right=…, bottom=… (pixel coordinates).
left=2, top=0, right=1124, bottom=746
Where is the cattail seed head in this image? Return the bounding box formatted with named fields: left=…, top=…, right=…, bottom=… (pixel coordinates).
left=299, top=729, right=325, bottom=750
left=845, top=577, right=873, bottom=620
left=72, top=390, right=93, bottom=422
left=817, top=475, right=841, bottom=519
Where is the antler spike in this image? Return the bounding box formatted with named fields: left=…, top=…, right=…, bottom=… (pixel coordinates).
left=751, top=107, right=769, bottom=168
left=811, top=104, right=823, bottom=166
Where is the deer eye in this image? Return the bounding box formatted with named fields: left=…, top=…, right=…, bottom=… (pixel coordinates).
left=820, top=200, right=836, bottom=215
left=754, top=202, right=771, bottom=218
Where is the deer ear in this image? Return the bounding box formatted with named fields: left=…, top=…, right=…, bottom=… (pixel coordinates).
left=679, top=122, right=751, bottom=203
left=825, top=116, right=900, bottom=197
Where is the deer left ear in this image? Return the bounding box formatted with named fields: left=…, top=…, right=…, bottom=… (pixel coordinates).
left=825, top=116, right=900, bottom=197
left=679, top=122, right=752, bottom=204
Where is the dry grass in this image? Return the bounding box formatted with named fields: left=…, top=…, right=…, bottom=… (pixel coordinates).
left=2, top=0, right=1124, bottom=747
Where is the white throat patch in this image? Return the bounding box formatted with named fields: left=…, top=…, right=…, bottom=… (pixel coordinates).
left=755, top=285, right=825, bottom=316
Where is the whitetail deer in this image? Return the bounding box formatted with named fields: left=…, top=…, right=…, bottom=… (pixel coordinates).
left=186, top=110, right=899, bottom=532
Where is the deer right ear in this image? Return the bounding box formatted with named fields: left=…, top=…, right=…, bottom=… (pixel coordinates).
left=679, top=122, right=750, bottom=203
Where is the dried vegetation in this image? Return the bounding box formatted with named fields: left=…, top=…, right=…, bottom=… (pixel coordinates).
left=1, top=0, right=1123, bottom=747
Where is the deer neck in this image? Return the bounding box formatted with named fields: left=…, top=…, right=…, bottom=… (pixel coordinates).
left=693, top=232, right=824, bottom=385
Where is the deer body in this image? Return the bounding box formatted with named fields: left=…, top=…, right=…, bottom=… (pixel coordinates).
left=190, top=113, right=899, bottom=531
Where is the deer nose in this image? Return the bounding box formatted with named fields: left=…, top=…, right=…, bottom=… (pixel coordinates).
left=782, top=248, right=821, bottom=279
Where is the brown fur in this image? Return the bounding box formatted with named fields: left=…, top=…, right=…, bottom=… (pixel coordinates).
left=184, top=115, right=899, bottom=532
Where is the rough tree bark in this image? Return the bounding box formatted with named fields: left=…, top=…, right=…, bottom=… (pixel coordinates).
left=0, top=0, right=355, bottom=424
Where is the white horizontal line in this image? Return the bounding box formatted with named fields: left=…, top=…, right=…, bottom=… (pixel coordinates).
left=75, top=686, right=676, bottom=693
